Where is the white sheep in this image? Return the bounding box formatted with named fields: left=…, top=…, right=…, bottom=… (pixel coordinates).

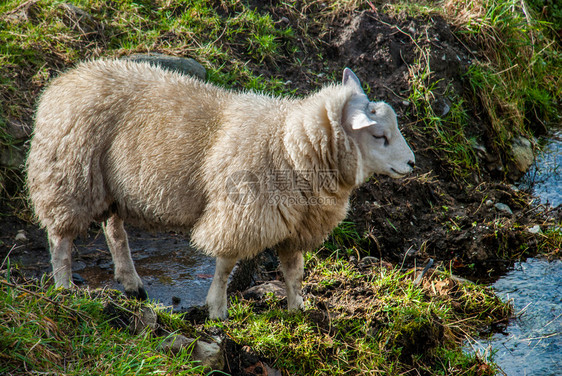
left=26, top=59, right=415, bottom=319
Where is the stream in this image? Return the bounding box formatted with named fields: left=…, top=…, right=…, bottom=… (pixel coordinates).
left=468, top=130, right=562, bottom=375
left=71, top=229, right=215, bottom=310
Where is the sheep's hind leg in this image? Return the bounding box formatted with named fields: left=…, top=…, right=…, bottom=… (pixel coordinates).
left=48, top=233, right=74, bottom=288
left=206, top=256, right=238, bottom=320
left=103, top=214, right=147, bottom=300
left=278, top=249, right=305, bottom=312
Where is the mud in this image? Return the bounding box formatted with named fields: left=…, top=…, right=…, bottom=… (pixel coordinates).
left=0, top=216, right=215, bottom=310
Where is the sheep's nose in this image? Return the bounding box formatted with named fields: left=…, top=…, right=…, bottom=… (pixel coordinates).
left=407, top=160, right=415, bottom=169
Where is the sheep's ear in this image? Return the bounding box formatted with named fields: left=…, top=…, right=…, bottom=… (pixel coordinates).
left=350, top=111, right=377, bottom=130
left=342, top=68, right=364, bottom=95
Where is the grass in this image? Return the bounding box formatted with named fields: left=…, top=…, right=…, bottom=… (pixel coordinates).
left=407, top=56, right=480, bottom=181
left=443, top=0, right=562, bottom=162
left=0, top=253, right=513, bottom=375
left=0, top=264, right=208, bottom=375
left=398, top=0, right=562, bottom=181
left=210, top=252, right=511, bottom=375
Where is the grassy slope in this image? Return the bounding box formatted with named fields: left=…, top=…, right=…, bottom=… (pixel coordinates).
left=1, top=256, right=511, bottom=375
left=0, top=268, right=206, bottom=375
left=0, top=0, right=561, bottom=375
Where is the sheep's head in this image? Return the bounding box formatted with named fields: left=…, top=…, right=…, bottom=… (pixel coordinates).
left=341, top=68, right=415, bottom=182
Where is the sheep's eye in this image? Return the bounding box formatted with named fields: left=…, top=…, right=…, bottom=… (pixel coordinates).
left=373, top=134, right=389, bottom=146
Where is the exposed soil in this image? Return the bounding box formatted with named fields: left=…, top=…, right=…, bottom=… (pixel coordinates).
left=0, top=7, right=560, bottom=376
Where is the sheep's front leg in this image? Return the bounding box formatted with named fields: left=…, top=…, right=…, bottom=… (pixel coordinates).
left=48, top=232, right=74, bottom=288
left=103, top=214, right=147, bottom=300
left=278, top=249, right=305, bottom=311
left=206, top=256, right=238, bottom=320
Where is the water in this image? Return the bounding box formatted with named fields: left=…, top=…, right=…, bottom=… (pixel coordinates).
left=73, top=230, right=216, bottom=310
left=520, top=130, right=562, bottom=208
left=469, top=259, right=562, bottom=375
left=469, top=130, right=562, bottom=375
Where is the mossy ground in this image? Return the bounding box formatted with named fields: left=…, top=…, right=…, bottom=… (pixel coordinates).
left=0, top=265, right=206, bottom=375
left=0, top=0, right=561, bottom=375
left=212, top=253, right=512, bottom=375
left=1, top=253, right=512, bottom=375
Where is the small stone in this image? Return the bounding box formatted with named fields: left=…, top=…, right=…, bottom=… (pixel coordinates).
left=494, top=203, right=513, bottom=215
left=242, top=281, right=286, bottom=300
left=59, top=3, right=100, bottom=34
left=72, top=273, right=85, bottom=284
left=193, top=340, right=224, bottom=370
left=127, top=53, right=206, bottom=80
left=5, top=119, right=32, bottom=140
left=72, top=260, right=87, bottom=271
left=0, top=145, right=27, bottom=169
left=130, top=306, right=158, bottom=334
left=485, top=199, right=494, bottom=207
left=528, top=225, right=541, bottom=234
left=15, top=230, right=27, bottom=242
left=98, top=261, right=113, bottom=270
left=3, top=0, right=41, bottom=24
left=159, top=334, right=195, bottom=354
left=511, top=136, right=534, bottom=173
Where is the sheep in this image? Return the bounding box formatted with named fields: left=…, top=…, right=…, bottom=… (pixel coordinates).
left=26, top=59, right=415, bottom=319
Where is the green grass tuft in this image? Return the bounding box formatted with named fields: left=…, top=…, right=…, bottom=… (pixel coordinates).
left=210, top=253, right=511, bottom=375
left=0, top=267, right=206, bottom=375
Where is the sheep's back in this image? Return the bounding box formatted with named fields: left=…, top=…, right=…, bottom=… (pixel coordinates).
left=27, top=59, right=225, bottom=234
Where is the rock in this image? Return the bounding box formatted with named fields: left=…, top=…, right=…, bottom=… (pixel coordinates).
left=72, top=260, right=87, bottom=271
left=130, top=306, right=158, bottom=334
left=242, top=281, right=286, bottom=300
left=127, top=53, right=206, bottom=80
left=528, top=224, right=541, bottom=234
left=159, top=334, right=195, bottom=354
left=485, top=199, right=494, bottom=207
left=471, top=141, right=488, bottom=160
left=3, top=0, right=41, bottom=24
left=71, top=273, right=85, bottom=284
left=359, top=256, right=380, bottom=268
left=0, top=145, right=27, bottom=169
left=4, top=119, right=32, bottom=140
left=193, top=339, right=224, bottom=370
left=15, top=230, right=27, bottom=242
left=432, top=97, right=451, bottom=117
left=511, top=136, right=534, bottom=173
left=494, top=202, right=513, bottom=215
left=98, top=261, right=113, bottom=270
left=59, top=3, right=100, bottom=35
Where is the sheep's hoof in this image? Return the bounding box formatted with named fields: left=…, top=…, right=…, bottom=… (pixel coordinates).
left=126, top=287, right=148, bottom=301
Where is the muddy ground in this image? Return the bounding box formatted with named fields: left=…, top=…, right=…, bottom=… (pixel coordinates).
left=0, top=7, right=561, bottom=375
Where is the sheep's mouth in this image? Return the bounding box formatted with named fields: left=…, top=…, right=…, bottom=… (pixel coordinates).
left=390, top=168, right=411, bottom=177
